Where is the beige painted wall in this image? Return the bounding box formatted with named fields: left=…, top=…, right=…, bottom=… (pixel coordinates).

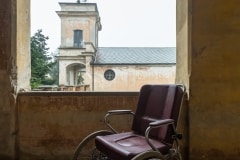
left=92, top=65, right=176, bottom=91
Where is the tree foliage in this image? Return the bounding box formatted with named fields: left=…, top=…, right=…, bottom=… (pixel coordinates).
left=31, top=29, right=57, bottom=89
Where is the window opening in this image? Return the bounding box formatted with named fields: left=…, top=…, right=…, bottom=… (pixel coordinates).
left=104, top=69, right=115, bottom=81
left=74, top=30, right=83, bottom=48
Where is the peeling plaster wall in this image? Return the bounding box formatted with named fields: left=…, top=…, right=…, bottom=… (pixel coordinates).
left=0, top=0, right=17, bottom=159
left=17, top=92, right=138, bottom=160
left=177, top=0, right=240, bottom=159
left=0, top=0, right=30, bottom=159
left=175, top=0, right=190, bottom=159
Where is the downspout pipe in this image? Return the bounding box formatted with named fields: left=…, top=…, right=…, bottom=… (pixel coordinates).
left=84, top=42, right=97, bottom=91
left=90, top=53, right=95, bottom=91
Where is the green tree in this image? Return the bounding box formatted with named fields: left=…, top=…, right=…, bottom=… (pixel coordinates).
left=31, top=29, right=56, bottom=89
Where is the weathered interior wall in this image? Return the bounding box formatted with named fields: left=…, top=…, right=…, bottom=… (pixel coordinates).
left=176, top=0, right=190, bottom=88
left=177, top=0, right=240, bottom=159
left=175, top=0, right=190, bottom=159
left=0, top=0, right=16, bottom=159
left=17, top=92, right=138, bottom=160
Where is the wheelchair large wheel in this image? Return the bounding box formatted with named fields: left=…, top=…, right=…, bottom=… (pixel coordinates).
left=168, top=154, right=182, bottom=160
left=131, top=151, right=165, bottom=160
left=72, top=130, right=113, bottom=160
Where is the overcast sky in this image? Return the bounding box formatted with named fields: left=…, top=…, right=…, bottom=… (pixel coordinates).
left=31, top=0, right=176, bottom=53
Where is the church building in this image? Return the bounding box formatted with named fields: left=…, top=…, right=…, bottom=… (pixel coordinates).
left=56, top=2, right=176, bottom=91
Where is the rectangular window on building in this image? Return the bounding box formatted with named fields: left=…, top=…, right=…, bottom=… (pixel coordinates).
left=73, top=30, right=83, bottom=48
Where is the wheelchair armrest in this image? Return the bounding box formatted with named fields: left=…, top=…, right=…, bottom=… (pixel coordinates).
left=104, top=110, right=135, bottom=133
left=149, top=119, right=174, bottom=128
left=145, top=119, right=177, bottom=151
left=107, top=110, right=135, bottom=115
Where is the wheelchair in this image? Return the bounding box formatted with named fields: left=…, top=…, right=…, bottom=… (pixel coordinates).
left=72, top=84, right=186, bottom=160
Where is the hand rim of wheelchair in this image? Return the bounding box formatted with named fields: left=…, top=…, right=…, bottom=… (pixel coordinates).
left=131, top=149, right=182, bottom=160
left=72, top=130, right=114, bottom=160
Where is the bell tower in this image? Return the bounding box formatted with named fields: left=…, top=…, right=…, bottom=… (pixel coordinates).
left=56, top=2, right=101, bottom=89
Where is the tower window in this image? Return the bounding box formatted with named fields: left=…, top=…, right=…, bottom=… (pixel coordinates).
left=73, top=30, right=83, bottom=48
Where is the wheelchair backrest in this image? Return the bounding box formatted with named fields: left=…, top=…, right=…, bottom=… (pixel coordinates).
left=131, top=84, right=185, bottom=144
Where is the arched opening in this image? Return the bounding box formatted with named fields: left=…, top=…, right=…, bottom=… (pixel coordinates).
left=66, top=63, right=86, bottom=86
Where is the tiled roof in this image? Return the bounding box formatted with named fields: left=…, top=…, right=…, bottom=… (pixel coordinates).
left=93, top=47, right=176, bottom=65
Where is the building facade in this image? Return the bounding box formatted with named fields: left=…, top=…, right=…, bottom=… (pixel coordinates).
left=92, top=47, right=176, bottom=91
left=57, top=2, right=176, bottom=91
